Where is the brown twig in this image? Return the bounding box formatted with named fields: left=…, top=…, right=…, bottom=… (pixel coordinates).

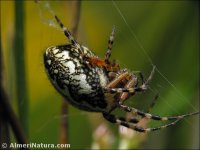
left=71, top=1, right=81, bottom=38
left=59, top=0, right=81, bottom=147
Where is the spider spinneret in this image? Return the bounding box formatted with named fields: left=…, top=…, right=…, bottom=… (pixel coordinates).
left=44, top=15, right=199, bottom=132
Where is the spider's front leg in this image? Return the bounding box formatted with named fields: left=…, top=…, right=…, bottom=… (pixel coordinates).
left=54, top=15, right=85, bottom=56
left=105, top=26, right=115, bottom=64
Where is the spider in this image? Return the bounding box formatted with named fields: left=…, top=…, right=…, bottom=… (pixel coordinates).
left=44, top=15, right=199, bottom=132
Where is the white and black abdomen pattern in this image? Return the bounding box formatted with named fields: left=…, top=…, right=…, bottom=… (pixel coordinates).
left=44, top=44, right=109, bottom=112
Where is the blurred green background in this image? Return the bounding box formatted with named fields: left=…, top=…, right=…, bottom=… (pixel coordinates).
left=1, top=1, right=199, bottom=149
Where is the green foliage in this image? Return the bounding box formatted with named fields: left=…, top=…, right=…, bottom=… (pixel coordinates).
left=13, top=1, right=29, bottom=136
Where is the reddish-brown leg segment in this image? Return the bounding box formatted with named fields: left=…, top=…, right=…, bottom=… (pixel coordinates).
left=106, top=71, right=129, bottom=88
left=118, top=75, right=137, bottom=104
left=104, top=66, right=156, bottom=94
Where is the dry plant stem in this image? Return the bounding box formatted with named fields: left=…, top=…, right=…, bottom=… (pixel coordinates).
left=60, top=101, right=68, bottom=145
left=71, top=1, right=81, bottom=39
left=59, top=0, right=81, bottom=147
left=0, top=30, right=28, bottom=147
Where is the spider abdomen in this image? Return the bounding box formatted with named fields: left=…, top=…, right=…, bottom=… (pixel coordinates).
left=44, top=44, right=111, bottom=112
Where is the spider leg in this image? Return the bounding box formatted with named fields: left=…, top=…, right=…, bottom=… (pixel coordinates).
left=106, top=71, right=129, bottom=88
left=55, top=16, right=78, bottom=45
left=103, top=74, right=147, bottom=129
left=146, top=93, right=159, bottom=113
left=144, top=65, right=156, bottom=85
left=108, top=72, right=117, bottom=80
left=108, top=71, right=125, bottom=82
left=119, top=94, right=159, bottom=125
left=139, top=71, right=145, bottom=84
left=137, top=65, right=156, bottom=91
left=103, top=113, right=140, bottom=124
left=137, top=94, right=159, bottom=122
left=119, top=104, right=199, bottom=121
left=104, top=66, right=156, bottom=93
left=54, top=15, right=84, bottom=55
left=105, top=26, right=115, bottom=64
left=103, top=113, right=182, bottom=132
left=104, top=87, right=144, bottom=94
left=132, top=71, right=145, bottom=84
left=118, top=75, right=137, bottom=104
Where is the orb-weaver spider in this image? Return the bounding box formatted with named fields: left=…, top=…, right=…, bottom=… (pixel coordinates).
left=44, top=15, right=199, bottom=132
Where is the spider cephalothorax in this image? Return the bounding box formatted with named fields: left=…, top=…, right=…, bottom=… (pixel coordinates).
left=44, top=15, right=199, bottom=132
